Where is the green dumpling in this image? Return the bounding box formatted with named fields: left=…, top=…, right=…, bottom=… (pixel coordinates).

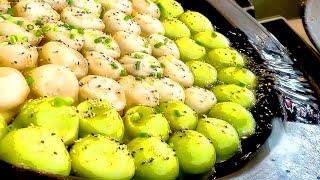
left=217, top=67, right=257, bottom=89
left=70, top=135, right=135, bottom=180
left=77, top=99, right=124, bottom=141
left=208, top=102, right=256, bottom=138
left=212, top=84, right=256, bottom=109
left=162, top=18, right=191, bottom=40
left=11, top=97, right=79, bottom=145
left=168, top=130, right=216, bottom=174
left=179, top=11, right=214, bottom=34
left=207, top=48, right=244, bottom=69
left=196, top=118, right=240, bottom=162
left=127, top=136, right=179, bottom=180
left=159, top=101, right=198, bottom=132
left=0, top=126, right=71, bottom=176
left=156, top=0, right=184, bottom=20
left=186, top=61, right=217, bottom=88
left=175, top=37, right=206, bottom=62
left=123, top=106, right=170, bottom=142
left=194, top=31, right=230, bottom=49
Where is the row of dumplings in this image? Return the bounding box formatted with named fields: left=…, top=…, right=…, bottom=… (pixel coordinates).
left=0, top=0, right=217, bottom=122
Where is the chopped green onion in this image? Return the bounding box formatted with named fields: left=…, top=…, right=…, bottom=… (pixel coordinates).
left=70, top=29, right=78, bottom=35
left=133, top=53, right=144, bottom=59
left=77, top=28, right=84, bottom=35
left=69, top=33, right=75, bottom=39
left=120, top=69, right=127, bottom=76
left=105, top=37, right=112, bottom=44
left=6, top=8, right=13, bottom=16
left=135, top=76, right=143, bottom=81
left=105, top=43, right=112, bottom=49
left=42, top=26, right=51, bottom=32
left=35, top=20, right=42, bottom=26
left=27, top=24, right=34, bottom=30
left=35, top=30, right=43, bottom=37
left=135, top=61, right=141, bottom=70
left=164, top=38, right=169, bottom=45
left=143, top=41, right=149, bottom=48
left=150, top=64, right=157, bottom=69
left=156, top=73, right=162, bottom=79
left=195, top=40, right=205, bottom=46
left=16, top=20, right=24, bottom=26
left=22, top=36, right=29, bottom=42
left=174, top=110, right=181, bottom=117
left=239, top=82, right=246, bottom=87
left=154, top=106, right=162, bottom=114
left=138, top=132, right=149, bottom=138
left=84, top=8, right=90, bottom=13
left=154, top=42, right=163, bottom=48
left=160, top=63, right=166, bottom=68
left=124, top=15, right=133, bottom=21
left=111, top=62, right=119, bottom=69
left=8, top=35, right=18, bottom=44
left=25, top=76, right=34, bottom=85
left=211, top=32, right=217, bottom=38
left=67, top=0, right=74, bottom=4
left=7, top=16, right=14, bottom=22
left=94, top=37, right=102, bottom=43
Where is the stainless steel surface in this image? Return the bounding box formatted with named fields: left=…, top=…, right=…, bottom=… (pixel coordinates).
left=223, top=118, right=320, bottom=179
left=303, top=0, right=320, bottom=52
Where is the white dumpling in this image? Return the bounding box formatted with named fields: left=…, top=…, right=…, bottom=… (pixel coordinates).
left=42, top=21, right=84, bottom=51
left=132, top=0, right=160, bottom=19
left=42, top=0, right=68, bottom=12
left=113, top=31, right=151, bottom=56
left=100, top=0, right=132, bottom=15
left=0, top=67, right=30, bottom=112
left=184, top=86, right=217, bottom=114
left=134, top=13, right=164, bottom=37
left=38, top=41, right=88, bottom=79
left=148, top=34, right=180, bottom=58
left=0, top=0, right=10, bottom=13
left=14, top=0, right=60, bottom=24
left=69, top=0, right=102, bottom=17
left=28, top=64, right=79, bottom=102
left=61, top=6, right=105, bottom=31
left=118, top=75, right=159, bottom=107
left=79, top=75, right=126, bottom=111
left=158, top=56, right=194, bottom=87
left=0, top=41, right=38, bottom=71
left=0, top=17, right=43, bottom=46
left=82, top=29, right=120, bottom=58
left=102, top=9, right=141, bottom=35
left=119, top=52, right=163, bottom=77
left=84, top=51, right=124, bottom=80
left=146, top=77, right=185, bottom=103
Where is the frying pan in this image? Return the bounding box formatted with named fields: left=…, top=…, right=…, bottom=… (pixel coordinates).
left=1, top=0, right=320, bottom=179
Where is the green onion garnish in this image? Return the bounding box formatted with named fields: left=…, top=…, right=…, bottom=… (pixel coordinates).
left=124, top=15, right=133, bottom=21
left=27, top=24, right=34, bottom=30
left=25, top=76, right=34, bottom=85
left=174, top=110, right=181, bottom=117
left=94, top=37, right=102, bottom=43
left=16, top=20, right=24, bottom=26
left=154, top=42, right=163, bottom=48
left=120, top=69, right=127, bottom=77
left=111, top=62, right=119, bottom=69
left=135, top=61, right=141, bottom=70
